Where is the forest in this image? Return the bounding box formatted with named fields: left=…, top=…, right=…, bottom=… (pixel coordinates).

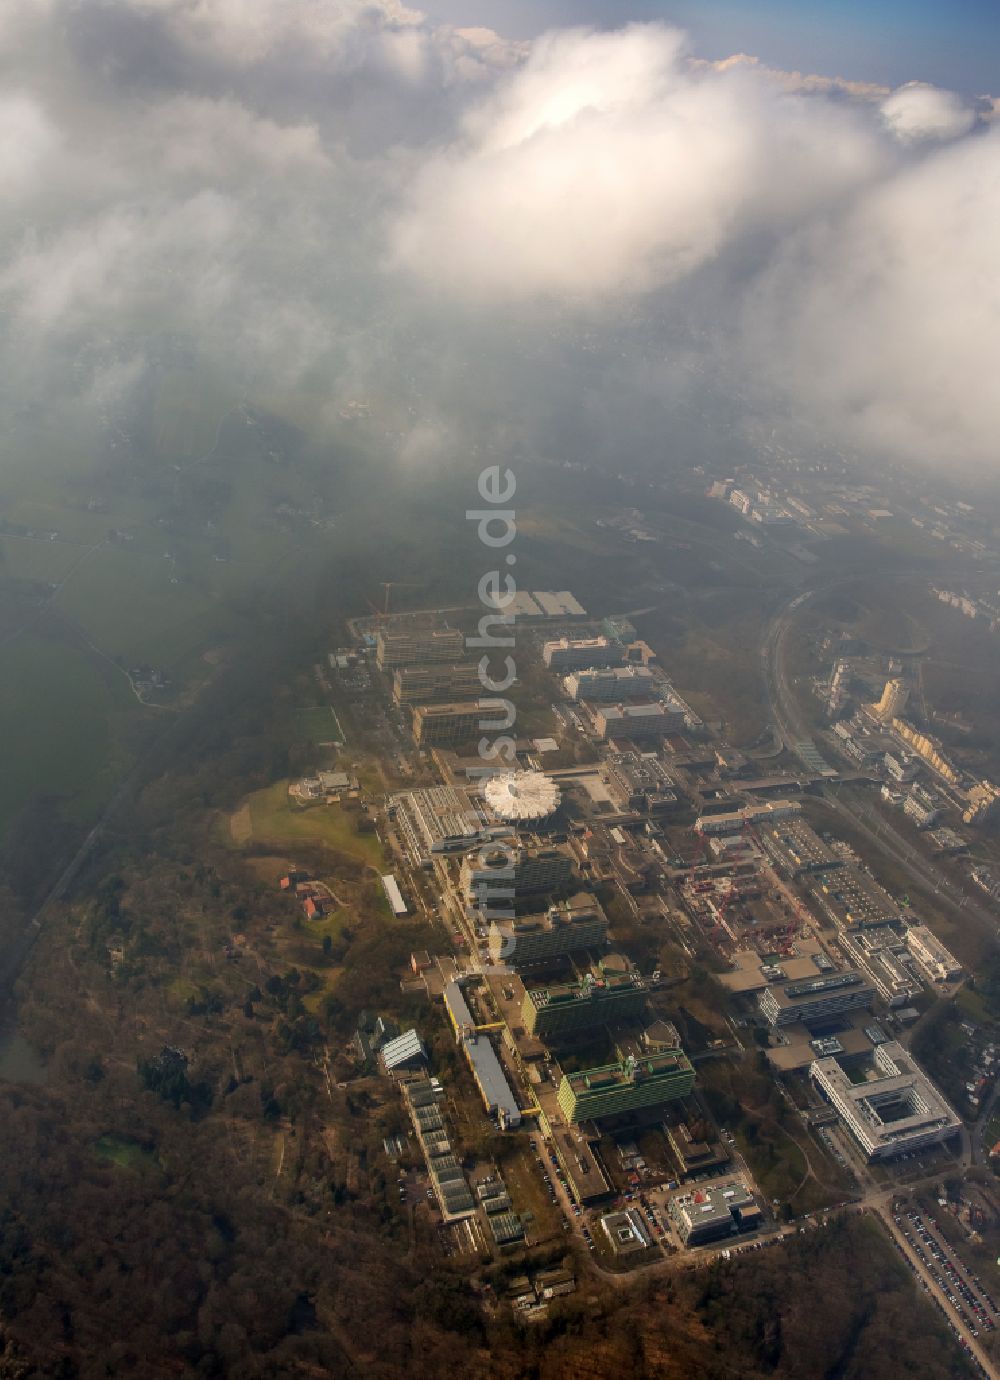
left=0, top=611, right=973, bottom=1378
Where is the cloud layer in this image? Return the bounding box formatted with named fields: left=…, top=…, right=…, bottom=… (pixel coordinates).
left=0, top=0, right=995, bottom=472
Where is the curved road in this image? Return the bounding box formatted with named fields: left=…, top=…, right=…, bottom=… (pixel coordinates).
left=761, top=584, right=1000, bottom=937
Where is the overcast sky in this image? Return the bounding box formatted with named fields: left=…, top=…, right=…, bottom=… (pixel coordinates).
left=0, top=0, right=997, bottom=478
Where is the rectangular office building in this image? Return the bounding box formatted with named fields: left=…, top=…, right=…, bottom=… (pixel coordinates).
left=522, top=968, right=647, bottom=1039
left=811, top=1041, right=961, bottom=1161
left=393, top=662, right=484, bottom=704
left=594, top=701, right=684, bottom=742
left=556, top=1048, right=694, bottom=1124
left=463, top=844, right=575, bottom=914
left=489, top=894, right=608, bottom=968
left=543, top=637, right=624, bottom=672
left=412, top=701, right=488, bottom=748
left=564, top=666, right=657, bottom=701
left=376, top=627, right=465, bottom=671
left=758, top=971, right=875, bottom=1027
left=669, top=1180, right=758, bottom=1245
left=905, top=925, right=962, bottom=983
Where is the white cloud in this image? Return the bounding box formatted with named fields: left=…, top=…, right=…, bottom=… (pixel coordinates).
left=881, top=81, right=976, bottom=143
left=0, top=92, right=59, bottom=197
left=391, top=25, right=889, bottom=302
left=0, top=1, right=995, bottom=476
left=743, top=126, right=1000, bottom=467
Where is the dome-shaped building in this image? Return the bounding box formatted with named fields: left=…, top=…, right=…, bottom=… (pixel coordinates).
left=483, top=770, right=561, bottom=824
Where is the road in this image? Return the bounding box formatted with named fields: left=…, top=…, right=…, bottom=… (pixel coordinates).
left=874, top=1201, right=998, bottom=1378
left=761, top=585, right=1000, bottom=936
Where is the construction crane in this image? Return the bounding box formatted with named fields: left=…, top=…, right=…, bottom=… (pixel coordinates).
left=379, top=580, right=419, bottom=617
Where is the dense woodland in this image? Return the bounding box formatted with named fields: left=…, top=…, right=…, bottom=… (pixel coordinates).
left=0, top=631, right=974, bottom=1377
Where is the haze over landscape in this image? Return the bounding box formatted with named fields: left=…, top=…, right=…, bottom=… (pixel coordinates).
left=2, top=3, right=1000, bottom=1378
left=1, top=0, right=998, bottom=472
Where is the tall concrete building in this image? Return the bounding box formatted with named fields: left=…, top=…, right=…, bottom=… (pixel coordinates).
left=463, top=844, right=575, bottom=915
left=594, top=701, right=683, bottom=742
left=964, top=780, right=1000, bottom=826
left=758, top=971, right=875, bottom=1027
left=870, top=678, right=909, bottom=723
left=488, top=894, right=608, bottom=967
left=412, top=701, right=486, bottom=747
left=563, top=666, right=656, bottom=701
left=376, top=627, right=465, bottom=671
left=521, top=966, right=646, bottom=1039
left=393, top=662, right=483, bottom=704
left=542, top=637, right=623, bottom=672
left=556, top=1047, right=695, bottom=1124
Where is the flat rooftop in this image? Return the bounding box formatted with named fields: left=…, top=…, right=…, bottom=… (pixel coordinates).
left=526, top=968, right=644, bottom=1009
left=809, top=865, right=901, bottom=929
left=761, top=819, right=840, bottom=874
left=812, top=1041, right=962, bottom=1149
left=494, top=893, right=606, bottom=937
left=563, top=1049, right=690, bottom=1094
left=766, top=970, right=870, bottom=1011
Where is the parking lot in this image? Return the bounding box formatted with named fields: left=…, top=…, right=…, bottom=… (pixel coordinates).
left=896, top=1206, right=997, bottom=1339
left=883, top=1202, right=999, bottom=1377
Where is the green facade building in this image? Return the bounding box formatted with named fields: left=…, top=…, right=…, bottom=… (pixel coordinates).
left=556, top=1048, right=695, bottom=1124
left=521, top=971, right=646, bottom=1040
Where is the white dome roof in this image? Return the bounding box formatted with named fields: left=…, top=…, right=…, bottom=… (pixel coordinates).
left=484, top=770, right=561, bottom=822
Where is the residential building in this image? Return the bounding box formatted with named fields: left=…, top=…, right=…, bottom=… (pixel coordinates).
left=964, top=780, right=1000, bottom=826
left=893, top=719, right=960, bottom=786
left=810, top=1041, right=962, bottom=1161
left=871, top=678, right=909, bottom=723
left=884, top=750, right=920, bottom=784
left=556, top=1047, right=694, bottom=1123
left=903, top=786, right=941, bottom=829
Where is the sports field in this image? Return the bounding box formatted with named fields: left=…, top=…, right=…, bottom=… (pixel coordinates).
left=295, top=706, right=345, bottom=746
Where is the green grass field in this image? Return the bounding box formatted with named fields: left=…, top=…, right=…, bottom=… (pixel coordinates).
left=93, top=1133, right=159, bottom=1174
left=295, top=706, right=344, bottom=746
left=236, top=782, right=384, bottom=870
